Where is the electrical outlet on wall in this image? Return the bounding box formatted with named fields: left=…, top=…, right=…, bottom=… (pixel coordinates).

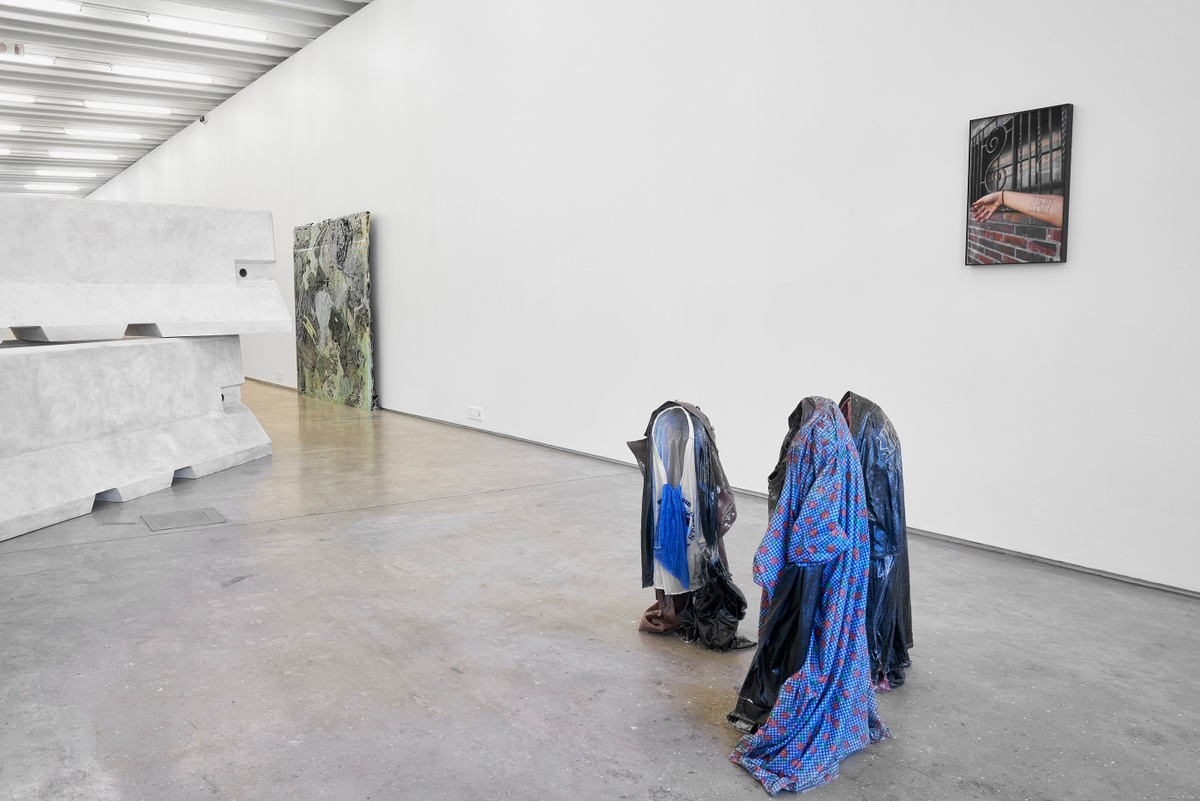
left=275, top=370, right=283, bottom=381
left=467, top=406, right=484, bottom=421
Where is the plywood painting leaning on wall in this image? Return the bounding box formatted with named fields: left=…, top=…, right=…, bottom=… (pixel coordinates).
left=966, top=104, right=1072, bottom=265
left=294, top=211, right=376, bottom=409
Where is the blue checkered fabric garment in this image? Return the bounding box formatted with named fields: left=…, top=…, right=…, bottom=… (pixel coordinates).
left=731, top=397, right=890, bottom=795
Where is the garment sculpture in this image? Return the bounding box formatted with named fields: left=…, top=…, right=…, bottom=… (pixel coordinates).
left=628, top=401, right=752, bottom=651
left=839, top=391, right=913, bottom=690
left=730, top=397, right=888, bottom=795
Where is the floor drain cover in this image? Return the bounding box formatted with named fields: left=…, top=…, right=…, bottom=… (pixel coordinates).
left=141, top=508, right=226, bottom=532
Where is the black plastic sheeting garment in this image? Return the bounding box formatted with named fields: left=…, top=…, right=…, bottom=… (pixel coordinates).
left=839, top=391, right=913, bottom=689
left=766, top=398, right=818, bottom=516
left=727, top=560, right=823, bottom=733
left=729, top=399, right=826, bottom=731
left=628, top=401, right=753, bottom=652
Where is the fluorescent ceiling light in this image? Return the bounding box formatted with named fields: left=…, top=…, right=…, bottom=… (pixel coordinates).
left=37, top=168, right=96, bottom=177
left=0, top=122, right=21, bottom=131
left=144, top=14, right=269, bottom=42
left=0, top=0, right=82, bottom=13
left=0, top=92, right=37, bottom=103
left=64, top=128, right=141, bottom=140
left=0, top=52, right=57, bottom=66
left=0, top=147, right=9, bottom=155
left=49, top=149, right=119, bottom=160
left=110, top=64, right=214, bottom=84
left=83, top=99, right=172, bottom=115
left=25, top=183, right=80, bottom=191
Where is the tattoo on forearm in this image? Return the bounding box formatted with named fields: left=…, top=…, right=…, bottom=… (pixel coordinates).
left=1030, top=197, right=1053, bottom=214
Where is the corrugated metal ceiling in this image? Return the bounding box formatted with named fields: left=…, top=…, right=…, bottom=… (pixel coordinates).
left=0, top=0, right=371, bottom=196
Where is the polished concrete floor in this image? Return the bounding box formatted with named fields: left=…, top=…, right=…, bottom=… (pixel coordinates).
left=2, top=382, right=1198, bottom=800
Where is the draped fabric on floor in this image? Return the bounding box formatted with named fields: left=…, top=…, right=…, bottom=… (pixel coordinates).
left=731, top=397, right=889, bottom=795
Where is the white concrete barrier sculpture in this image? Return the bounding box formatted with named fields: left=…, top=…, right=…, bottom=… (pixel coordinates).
left=0, top=195, right=289, bottom=341
left=0, top=196, right=291, bottom=542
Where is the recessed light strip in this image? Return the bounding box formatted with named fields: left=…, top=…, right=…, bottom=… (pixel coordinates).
left=37, top=168, right=97, bottom=178
left=25, top=182, right=80, bottom=191
left=16, top=53, right=218, bottom=85
left=2, top=95, right=172, bottom=116
left=82, top=99, right=172, bottom=116
left=65, top=128, right=141, bottom=140
left=110, top=64, right=214, bottom=84
left=0, top=0, right=81, bottom=13
left=49, top=150, right=119, bottom=161
left=143, top=15, right=269, bottom=43
left=0, top=52, right=57, bottom=66
left=1, top=121, right=147, bottom=140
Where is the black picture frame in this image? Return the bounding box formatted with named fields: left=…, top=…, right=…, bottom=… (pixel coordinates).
left=966, top=104, right=1072, bottom=265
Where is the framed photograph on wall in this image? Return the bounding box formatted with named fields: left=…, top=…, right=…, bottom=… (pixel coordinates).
left=966, top=103, right=1072, bottom=265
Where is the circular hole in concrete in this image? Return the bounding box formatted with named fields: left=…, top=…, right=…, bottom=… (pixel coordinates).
left=239, top=268, right=248, bottom=278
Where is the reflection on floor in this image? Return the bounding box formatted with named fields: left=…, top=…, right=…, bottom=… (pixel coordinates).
left=2, top=381, right=1198, bottom=800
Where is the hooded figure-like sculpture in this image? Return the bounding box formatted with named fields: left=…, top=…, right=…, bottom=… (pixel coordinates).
left=628, top=401, right=753, bottom=652
left=730, top=397, right=888, bottom=794
left=839, top=391, right=913, bottom=689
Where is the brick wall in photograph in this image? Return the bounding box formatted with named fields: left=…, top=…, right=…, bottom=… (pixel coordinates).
left=966, top=211, right=1062, bottom=264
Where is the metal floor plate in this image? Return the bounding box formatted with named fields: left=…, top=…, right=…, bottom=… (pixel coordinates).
left=140, top=508, right=226, bottom=532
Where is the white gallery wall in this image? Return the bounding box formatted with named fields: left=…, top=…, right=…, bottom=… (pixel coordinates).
left=91, top=0, right=1200, bottom=593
